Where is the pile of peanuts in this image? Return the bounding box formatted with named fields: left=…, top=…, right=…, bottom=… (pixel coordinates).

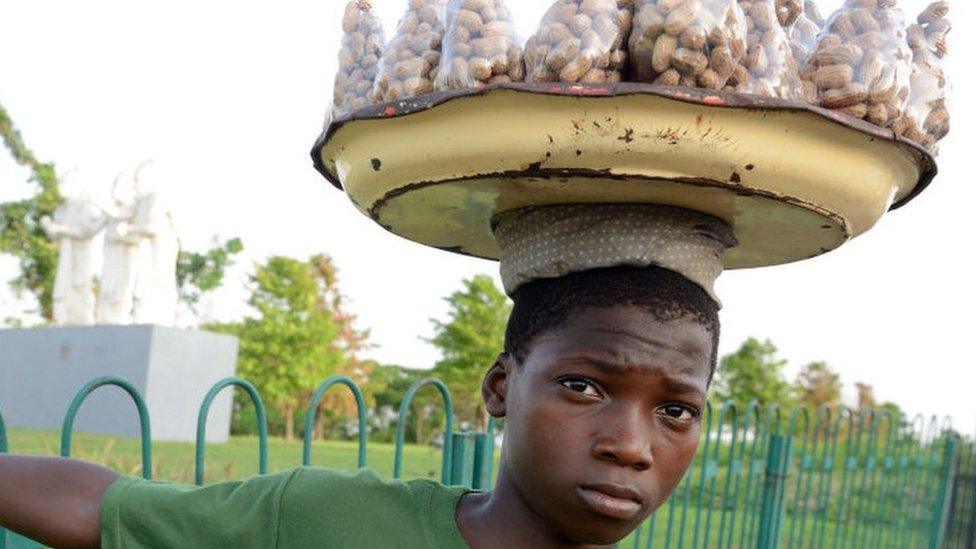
left=735, top=0, right=803, bottom=99
left=629, top=0, right=749, bottom=90
left=371, top=0, right=447, bottom=102
left=333, top=1, right=386, bottom=116
left=435, top=0, right=524, bottom=90
left=800, top=0, right=912, bottom=127
left=890, top=1, right=950, bottom=151
left=523, top=0, right=634, bottom=84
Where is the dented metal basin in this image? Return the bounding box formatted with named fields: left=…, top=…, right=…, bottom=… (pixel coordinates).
left=311, top=83, right=936, bottom=269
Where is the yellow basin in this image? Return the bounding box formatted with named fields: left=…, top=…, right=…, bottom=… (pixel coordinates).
left=312, top=83, right=936, bottom=268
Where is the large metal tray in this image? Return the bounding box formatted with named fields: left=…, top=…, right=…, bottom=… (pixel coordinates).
left=311, top=83, right=936, bottom=269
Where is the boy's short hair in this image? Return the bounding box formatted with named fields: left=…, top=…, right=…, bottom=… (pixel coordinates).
left=504, top=265, right=721, bottom=372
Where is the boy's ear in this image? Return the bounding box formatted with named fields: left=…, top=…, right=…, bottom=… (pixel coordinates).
left=482, top=353, right=513, bottom=418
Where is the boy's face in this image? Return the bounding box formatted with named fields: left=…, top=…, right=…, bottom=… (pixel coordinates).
left=484, top=305, right=712, bottom=545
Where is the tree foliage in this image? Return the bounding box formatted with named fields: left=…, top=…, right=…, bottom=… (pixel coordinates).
left=712, top=338, right=794, bottom=412
left=176, top=237, right=244, bottom=312
left=428, top=275, right=511, bottom=429
left=210, top=256, right=344, bottom=440
left=795, top=361, right=843, bottom=411
left=0, top=102, right=63, bottom=320
left=307, top=254, right=373, bottom=437
left=855, top=382, right=877, bottom=410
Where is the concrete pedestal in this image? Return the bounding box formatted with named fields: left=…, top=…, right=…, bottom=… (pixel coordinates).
left=0, top=326, right=238, bottom=443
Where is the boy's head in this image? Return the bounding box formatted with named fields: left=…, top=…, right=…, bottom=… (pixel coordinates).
left=483, top=265, right=718, bottom=545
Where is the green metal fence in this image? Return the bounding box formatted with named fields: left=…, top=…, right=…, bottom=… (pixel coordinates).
left=0, top=375, right=973, bottom=548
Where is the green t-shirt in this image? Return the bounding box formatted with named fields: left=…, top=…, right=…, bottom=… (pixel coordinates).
left=99, top=467, right=471, bottom=548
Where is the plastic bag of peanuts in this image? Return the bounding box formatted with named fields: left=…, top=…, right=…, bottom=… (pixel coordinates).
left=891, top=1, right=950, bottom=152
left=371, top=0, right=447, bottom=102
left=332, top=1, right=386, bottom=117
left=629, top=0, right=748, bottom=91
left=800, top=0, right=912, bottom=128
left=523, top=0, right=634, bottom=84
left=434, top=0, right=524, bottom=90
left=734, top=0, right=804, bottom=98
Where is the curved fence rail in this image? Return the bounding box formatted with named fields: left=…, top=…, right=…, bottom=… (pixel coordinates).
left=393, top=378, right=454, bottom=484
left=60, top=376, right=153, bottom=479
left=1, top=374, right=974, bottom=548
left=195, top=377, right=268, bottom=486
left=303, top=376, right=367, bottom=468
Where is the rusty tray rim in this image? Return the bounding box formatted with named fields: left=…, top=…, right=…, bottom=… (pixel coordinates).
left=310, top=82, right=938, bottom=211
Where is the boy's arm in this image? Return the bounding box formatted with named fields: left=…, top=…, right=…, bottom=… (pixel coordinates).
left=0, top=455, right=119, bottom=549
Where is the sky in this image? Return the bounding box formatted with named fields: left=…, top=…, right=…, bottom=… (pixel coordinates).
left=1, top=0, right=973, bottom=435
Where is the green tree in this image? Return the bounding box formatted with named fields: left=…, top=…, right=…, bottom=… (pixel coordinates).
left=712, top=338, right=794, bottom=412
left=795, top=361, right=843, bottom=411
left=428, top=275, right=511, bottom=429
left=364, top=364, right=444, bottom=444
left=176, top=237, right=244, bottom=313
left=212, top=256, right=344, bottom=440
left=0, top=102, right=63, bottom=320
left=307, top=254, right=373, bottom=439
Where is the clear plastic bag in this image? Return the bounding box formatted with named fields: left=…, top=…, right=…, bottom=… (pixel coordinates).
left=434, top=0, right=525, bottom=90
left=891, top=1, right=950, bottom=152
left=789, top=11, right=821, bottom=100
left=735, top=0, right=804, bottom=98
left=371, top=0, right=447, bottom=102
left=332, top=1, right=386, bottom=117
left=629, top=0, right=748, bottom=91
left=800, top=0, right=912, bottom=127
left=524, top=0, right=634, bottom=84
left=803, top=0, right=825, bottom=27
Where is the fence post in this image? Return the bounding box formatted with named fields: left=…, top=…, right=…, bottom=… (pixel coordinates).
left=757, top=434, right=792, bottom=549
left=450, top=432, right=477, bottom=488
left=928, top=436, right=959, bottom=549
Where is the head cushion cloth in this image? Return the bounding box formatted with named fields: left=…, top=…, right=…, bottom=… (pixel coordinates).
left=493, top=204, right=738, bottom=305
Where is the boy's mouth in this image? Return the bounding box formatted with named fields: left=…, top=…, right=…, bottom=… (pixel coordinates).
left=577, top=484, right=643, bottom=521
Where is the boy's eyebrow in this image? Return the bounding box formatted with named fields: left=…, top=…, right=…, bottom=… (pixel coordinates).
left=562, top=354, right=707, bottom=396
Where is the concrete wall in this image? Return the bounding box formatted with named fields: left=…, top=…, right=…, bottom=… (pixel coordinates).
left=0, top=326, right=238, bottom=443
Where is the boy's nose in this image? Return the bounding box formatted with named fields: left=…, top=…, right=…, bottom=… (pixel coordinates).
left=591, top=410, right=654, bottom=471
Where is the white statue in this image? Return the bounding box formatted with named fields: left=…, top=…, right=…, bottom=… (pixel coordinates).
left=41, top=185, right=107, bottom=326
left=130, top=172, right=179, bottom=326
left=97, top=173, right=141, bottom=324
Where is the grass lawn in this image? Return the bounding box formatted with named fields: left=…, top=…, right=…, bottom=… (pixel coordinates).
left=5, top=428, right=449, bottom=484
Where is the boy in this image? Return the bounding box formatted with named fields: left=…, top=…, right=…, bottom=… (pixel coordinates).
left=0, top=205, right=730, bottom=547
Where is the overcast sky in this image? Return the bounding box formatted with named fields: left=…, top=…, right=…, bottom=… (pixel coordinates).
left=1, top=0, right=973, bottom=435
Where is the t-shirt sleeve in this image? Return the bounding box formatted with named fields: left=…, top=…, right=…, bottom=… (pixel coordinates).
left=100, top=469, right=300, bottom=549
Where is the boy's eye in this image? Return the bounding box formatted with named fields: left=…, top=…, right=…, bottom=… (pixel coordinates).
left=660, top=405, right=697, bottom=421
left=559, top=377, right=601, bottom=398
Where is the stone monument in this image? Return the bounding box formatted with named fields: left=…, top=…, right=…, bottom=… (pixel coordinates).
left=41, top=187, right=107, bottom=326
left=97, top=174, right=140, bottom=325
left=0, top=166, right=239, bottom=442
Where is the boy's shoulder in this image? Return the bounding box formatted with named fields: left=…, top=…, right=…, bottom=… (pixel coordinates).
left=283, top=466, right=459, bottom=509
left=279, top=467, right=470, bottom=548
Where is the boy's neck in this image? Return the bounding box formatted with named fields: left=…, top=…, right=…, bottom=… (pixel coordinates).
left=455, top=468, right=613, bottom=549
